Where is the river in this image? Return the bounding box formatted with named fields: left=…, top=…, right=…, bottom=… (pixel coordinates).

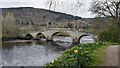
left=1, top=36, right=95, bottom=67
left=1, top=37, right=73, bottom=66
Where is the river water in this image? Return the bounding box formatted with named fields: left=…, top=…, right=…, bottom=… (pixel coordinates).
left=0, top=36, right=95, bottom=67
left=1, top=37, right=73, bottom=66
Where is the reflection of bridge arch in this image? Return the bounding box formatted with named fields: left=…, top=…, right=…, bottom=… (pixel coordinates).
left=36, top=33, right=46, bottom=39
left=25, top=34, right=33, bottom=39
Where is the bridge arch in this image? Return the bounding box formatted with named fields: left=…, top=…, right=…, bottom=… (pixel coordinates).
left=78, top=34, right=90, bottom=43
left=36, top=33, right=46, bottom=39
left=51, top=32, right=71, bottom=38
left=25, top=34, right=34, bottom=39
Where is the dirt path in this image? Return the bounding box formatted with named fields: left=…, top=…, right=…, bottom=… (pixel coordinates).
left=103, top=45, right=120, bottom=66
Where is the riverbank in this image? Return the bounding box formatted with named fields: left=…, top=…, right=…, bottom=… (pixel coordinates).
left=45, top=42, right=108, bottom=67
left=2, top=37, right=28, bottom=41
left=90, top=46, right=108, bottom=66
left=3, top=40, right=34, bottom=43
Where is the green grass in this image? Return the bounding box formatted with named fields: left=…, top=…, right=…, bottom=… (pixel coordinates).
left=90, top=46, right=108, bottom=66
left=107, top=42, right=120, bottom=45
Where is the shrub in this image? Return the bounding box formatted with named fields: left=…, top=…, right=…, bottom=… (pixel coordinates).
left=99, top=27, right=118, bottom=42
left=99, top=18, right=119, bottom=43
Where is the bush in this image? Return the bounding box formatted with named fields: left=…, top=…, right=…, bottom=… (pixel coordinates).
left=99, top=27, right=118, bottom=42
left=45, top=42, right=107, bottom=67
left=99, top=18, right=119, bottom=43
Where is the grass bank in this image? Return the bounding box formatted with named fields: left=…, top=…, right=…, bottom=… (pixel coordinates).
left=45, top=42, right=108, bottom=67
left=90, top=46, right=108, bottom=66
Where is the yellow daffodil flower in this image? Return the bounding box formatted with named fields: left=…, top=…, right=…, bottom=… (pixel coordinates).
left=74, top=49, right=78, bottom=53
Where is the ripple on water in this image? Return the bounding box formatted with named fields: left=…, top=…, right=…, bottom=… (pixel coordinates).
left=2, top=41, right=64, bottom=66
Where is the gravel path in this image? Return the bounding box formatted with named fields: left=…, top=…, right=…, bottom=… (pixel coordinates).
left=103, top=45, right=120, bottom=66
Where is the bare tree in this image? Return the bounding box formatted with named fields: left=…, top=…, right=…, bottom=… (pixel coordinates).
left=90, top=0, right=120, bottom=42
left=2, top=12, right=21, bottom=38
left=90, top=0, right=120, bottom=18
left=45, top=0, right=83, bottom=15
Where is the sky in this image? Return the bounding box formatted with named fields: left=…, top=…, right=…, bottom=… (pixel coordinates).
left=0, top=0, right=96, bottom=18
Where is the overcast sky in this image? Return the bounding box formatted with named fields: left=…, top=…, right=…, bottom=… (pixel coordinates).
left=0, top=0, right=96, bottom=18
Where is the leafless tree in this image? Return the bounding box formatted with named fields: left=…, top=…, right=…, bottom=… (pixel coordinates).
left=2, top=12, right=21, bottom=38
left=90, top=0, right=120, bottom=41
left=90, top=0, right=120, bottom=18
left=45, top=0, right=83, bottom=15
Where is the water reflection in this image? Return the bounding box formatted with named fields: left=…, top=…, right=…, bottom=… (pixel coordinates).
left=2, top=41, right=65, bottom=66
left=53, top=36, right=73, bottom=48
left=2, top=36, right=74, bottom=66
left=80, top=36, right=95, bottom=43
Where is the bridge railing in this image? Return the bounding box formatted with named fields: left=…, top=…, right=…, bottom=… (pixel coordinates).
left=23, top=28, right=93, bottom=35
left=46, top=28, right=92, bottom=33
left=46, top=28, right=80, bottom=31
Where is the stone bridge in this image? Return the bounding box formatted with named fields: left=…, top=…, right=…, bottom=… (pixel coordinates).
left=22, top=28, right=94, bottom=43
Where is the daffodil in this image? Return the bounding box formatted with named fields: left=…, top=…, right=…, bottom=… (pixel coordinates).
left=74, top=49, right=78, bottom=53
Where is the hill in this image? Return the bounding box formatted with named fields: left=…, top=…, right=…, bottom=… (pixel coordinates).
left=1, top=7, right=111, bottom=34
left=1, top=7, right=81, bottom=26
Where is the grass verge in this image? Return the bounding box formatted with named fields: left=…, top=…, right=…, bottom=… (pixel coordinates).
left=90, top=46, right=108, bottom=66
